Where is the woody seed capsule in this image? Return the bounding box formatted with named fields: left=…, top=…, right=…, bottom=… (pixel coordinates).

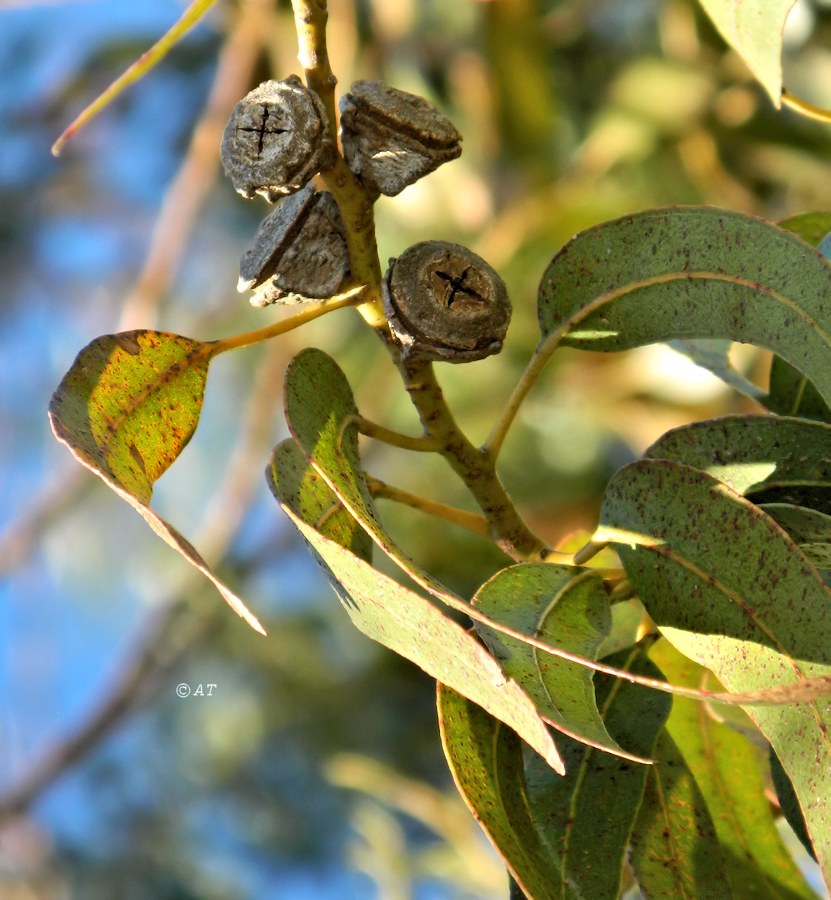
left=239, top=184, right=350, bottom=306
left=221, top=75, right=336, bottom=201
left=383, top=242, right=511, bottom=363
left=339, top=80, right=462, bottom=196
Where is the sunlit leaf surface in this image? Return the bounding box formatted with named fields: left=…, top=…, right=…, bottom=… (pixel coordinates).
left=538, top=207, right=831, bottom=409
left=695, top=0, right=796, bottom=105
left=473, top=563, right=630, bottom=758
left=599, top=459, right=831, bottom=884
left=651, top=639, right=814, bottom=899
left=629, top=729, right=730, bottom=899
left=268, top=434, right=565, bottom=773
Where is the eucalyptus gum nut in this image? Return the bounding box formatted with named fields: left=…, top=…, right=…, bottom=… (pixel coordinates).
left=221, top=75, right=337, bottom=201
left=339, top=80, right=462, bottom=196
left=383, top=242, right=511, bottom=363
left=239, top=185, right=350, bottom=306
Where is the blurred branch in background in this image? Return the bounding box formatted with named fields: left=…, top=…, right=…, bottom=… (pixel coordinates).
left=0, top=0, right=278, bottom=830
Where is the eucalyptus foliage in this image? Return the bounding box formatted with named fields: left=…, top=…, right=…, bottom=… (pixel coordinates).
left=47, top=1, right=831, bottom=896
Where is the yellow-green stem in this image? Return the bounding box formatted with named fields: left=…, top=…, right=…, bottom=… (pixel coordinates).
left=368, top=477, right=491, bottom=537
left=399, top=359, right=547, bottom=561
left=53, top=0, right=220, bottom=156
left=781, top=88, right=831, bottom=124
left=290, top=0, right=387, bottom=331
left=209, top=290, right=360, bottom=356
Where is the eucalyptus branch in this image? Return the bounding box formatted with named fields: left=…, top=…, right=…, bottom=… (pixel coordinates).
left=398, top=360, right=547, bottom=561
left=290, top=0, right=387, bottom=330
left=345, top=416, right=445, bottom=453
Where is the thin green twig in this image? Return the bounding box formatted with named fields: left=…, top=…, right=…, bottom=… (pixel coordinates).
left=52, top=0, right=221, bottom=156
left=368, top=476, right=491, bottom=536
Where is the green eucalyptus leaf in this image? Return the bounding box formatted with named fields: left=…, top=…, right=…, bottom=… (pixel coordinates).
left=646, top=415, right=831, bottom=501
left=281, top=350, right=816, bottom=716
left=762, top=505, right=831, bottom=570
left=695, top=0, right=796, bottom=106
left=283, top=347, right=455, bottom=600
left=268, top=436, right=565, bottom=774
left=765, top=357, right=831, bottom=422
left=598, top=459, right=831, bottom=886
left=651, top=639, right=815, bottom=899
left=762, top=505, right=831, bottom=545
left=770, top=748, right=816, bottom=862
left=764, top=214, right=831, bottom=421
left=48, top=330, right=263, bottom=634
left=283, top=348, right=379, bottom=539
left=523, top=646, right=671, bottom=900
left=538, top=208, right=831, bottom=409
left=629, top=729, right=731, bottom=899
left=779, top=213, right=831, bottom=249
left=437, top=684, right=562, bottom=900
left=266, top=439, right=372, bottom=561
left=473, top=563, right=631, bottom=759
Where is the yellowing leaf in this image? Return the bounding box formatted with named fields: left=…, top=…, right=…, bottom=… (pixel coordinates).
left=696, top=0, right=796, bottom=106
left=49, top=330, right=264, bottom=634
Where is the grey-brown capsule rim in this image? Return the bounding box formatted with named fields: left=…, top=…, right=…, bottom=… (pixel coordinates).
left=383, top=241, right=511, bottom=364
left=221, top=75, right=337, bottom=201
left=341, top=80, right=462, bottom=149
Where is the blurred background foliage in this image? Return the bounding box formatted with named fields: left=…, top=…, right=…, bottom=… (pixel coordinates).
left=2, top=0, right=831, bottom=897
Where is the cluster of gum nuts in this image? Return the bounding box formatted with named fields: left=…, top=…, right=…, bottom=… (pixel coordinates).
left=221, top=75, right=511, bottom=364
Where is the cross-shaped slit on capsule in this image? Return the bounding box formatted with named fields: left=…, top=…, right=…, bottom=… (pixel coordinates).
left=236, top=105, right=288, bottom=157
left=434, top=267, right=485, bottom=310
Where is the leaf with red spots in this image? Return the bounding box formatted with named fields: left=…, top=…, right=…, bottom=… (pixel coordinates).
left=472, top=563, right=639, bottom=761
left=436, top=684, right=563, bottom=900
left=538, top=208, right=831, bottom=410
left=519, top=646, right=671, bottom=900
left=49, top=329, right=264, bottom=634
left=598, top=459, right=831, bottom=888
left=629, top=729, right=730, bottom=899
left=649, top=639, right=815, bottom=899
